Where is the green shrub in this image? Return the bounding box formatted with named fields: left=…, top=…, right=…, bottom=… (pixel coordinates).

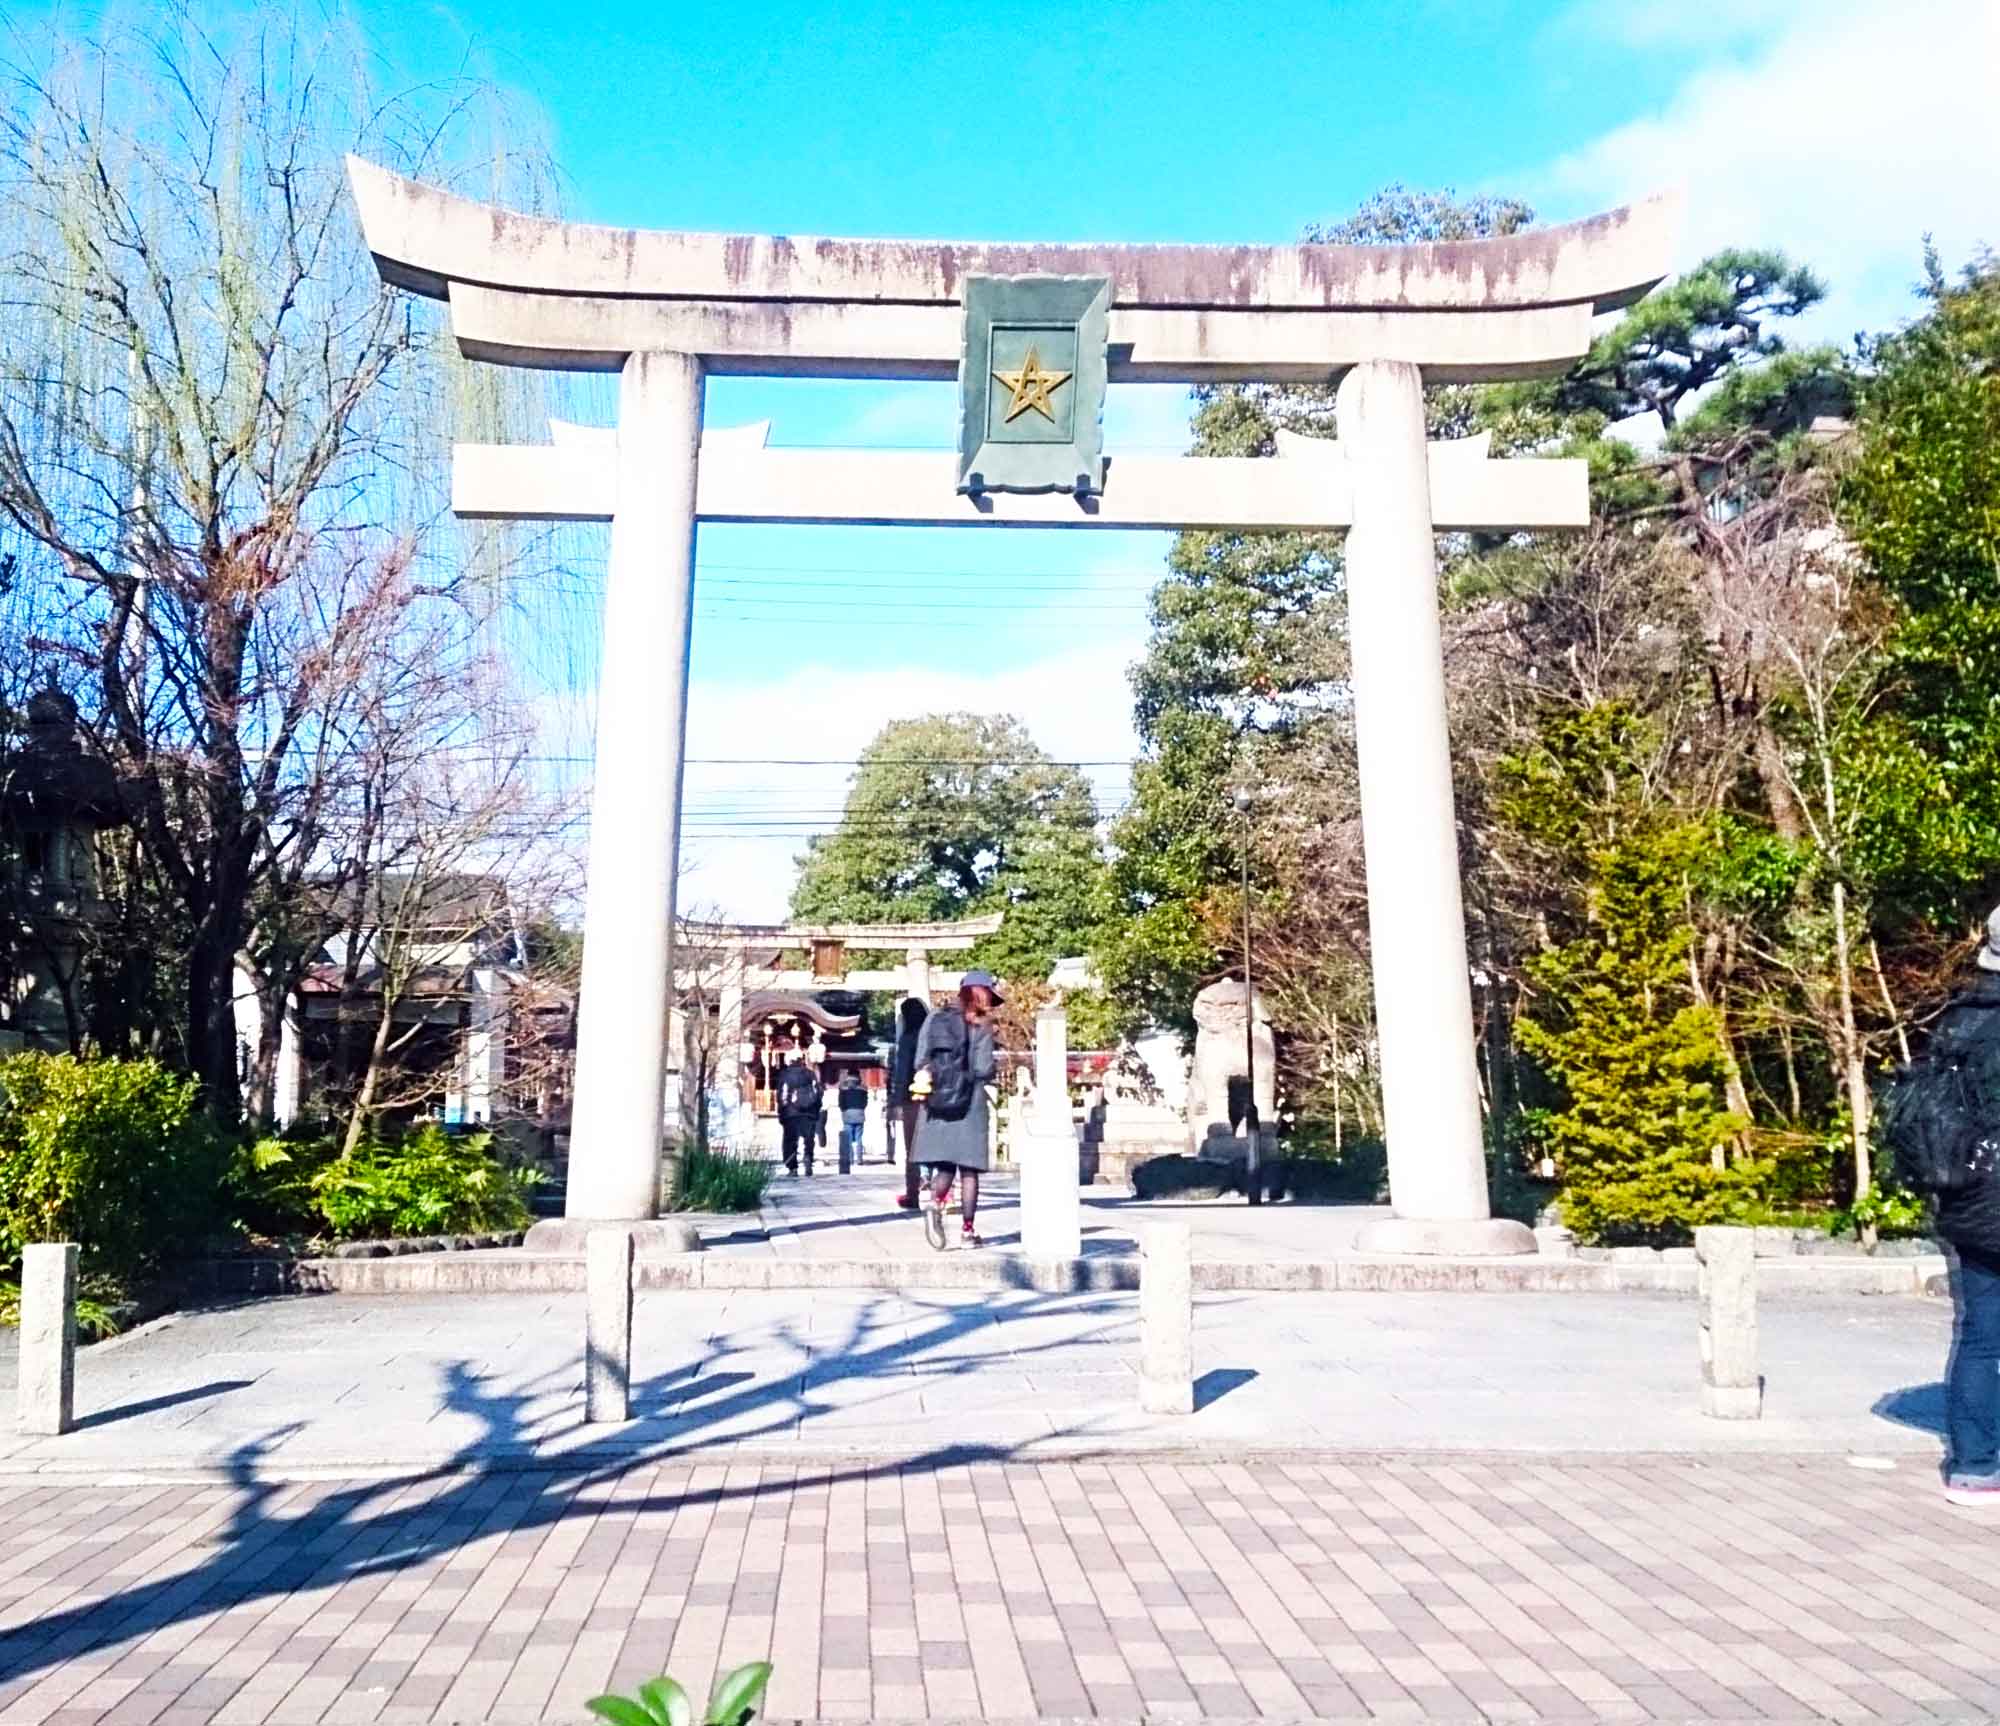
left=225, top=1118, right=344, bottom=1239
left=0, top=1053, right=227, bottom=1280
left=309, top=1124, right=537, bottom=1239
left=1761, top=1128, right=1837, bottom=1208
left=1832, top=1179, right=1932, bottom=1242
left=1275, top=1123, right=1387, bottom=1201
left=589, top=1662, right=772, bottom=1726
left=672, top=1143, right=769, bottom=1214
left=0, top=1273, right=129, bottom=1342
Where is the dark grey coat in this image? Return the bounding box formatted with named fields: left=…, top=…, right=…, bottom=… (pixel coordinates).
left=1918, top=974, right=2000, bottom=1263
left=914, top=1008, right=995, bottom=1172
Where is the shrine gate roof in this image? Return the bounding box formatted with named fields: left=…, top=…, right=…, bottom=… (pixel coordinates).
left=348, top=157, right=1678, bottom=318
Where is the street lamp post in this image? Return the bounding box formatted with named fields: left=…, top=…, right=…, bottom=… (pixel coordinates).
left=1234, top=785, right=1262, bottom=1207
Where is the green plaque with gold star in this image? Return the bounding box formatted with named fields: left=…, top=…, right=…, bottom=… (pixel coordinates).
left=956, top=274, right=1110, bottom=496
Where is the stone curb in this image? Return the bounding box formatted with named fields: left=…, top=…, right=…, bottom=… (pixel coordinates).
left=292, top=1249, right=1949, bottom=1297
left=0, top=1441, right=1942, bottom=1488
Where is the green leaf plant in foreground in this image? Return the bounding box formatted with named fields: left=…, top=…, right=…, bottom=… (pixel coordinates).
left=587, top=1663, right=774, bottom=1726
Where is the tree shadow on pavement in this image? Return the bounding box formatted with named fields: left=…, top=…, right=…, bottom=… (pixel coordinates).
left=0, top=1286, right=1128, bottom=1690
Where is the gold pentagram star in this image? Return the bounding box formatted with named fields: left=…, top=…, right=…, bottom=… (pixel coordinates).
left=993, top=345, right=1072, bottom=423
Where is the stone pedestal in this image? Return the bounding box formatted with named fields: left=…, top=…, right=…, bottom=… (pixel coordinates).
left=585, top=1229, right=635, bottom=1423
left=1534, top=1224, right=1578, bottom=1260
left=18, top=1243, right=78, bottom=1436
left=566, top=350, right=704, bottom=1223
left=1097, top=1103, right=1186, bottom=1191
left=1696, top=1225, right=1761, bottom=1419
left=1140, top=1223, right=1193, bottom=1415
left=525, top=1217, right=702, bottom=1256
left=1020, top=1005, right=1081, bottom=1261
left=1338, top=359, right=1514, bottom=1253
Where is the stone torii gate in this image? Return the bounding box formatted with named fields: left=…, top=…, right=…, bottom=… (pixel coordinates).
left=674, top=913, right=1006, bottom=1104
left=347, top=158, right=1678, bottom=1255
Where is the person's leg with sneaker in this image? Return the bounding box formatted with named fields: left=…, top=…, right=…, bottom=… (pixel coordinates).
left=924, top=1163, right=955, bottom=1250
left=959, top=1169, right=982, bottom=1246
left=1946, top=1247, right=2000, bottom=1505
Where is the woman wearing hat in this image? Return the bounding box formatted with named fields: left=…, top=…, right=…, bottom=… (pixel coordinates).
left=911, top=971, right=1002, bottom=1248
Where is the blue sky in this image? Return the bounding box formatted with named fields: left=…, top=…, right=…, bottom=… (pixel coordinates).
left=349, top=0, right=1991, bottom=919
left=168, top=0, right=2000, bottom=912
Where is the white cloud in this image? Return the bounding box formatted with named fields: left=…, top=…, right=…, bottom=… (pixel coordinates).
left=676, top=634, right=1147, bottom=921
left=1534, top=0, right=2000, bottom=337
left=1549, top=0, right=1808, bottom=49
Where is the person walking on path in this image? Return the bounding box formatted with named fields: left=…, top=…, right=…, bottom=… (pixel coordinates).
left=890, top=996, right=929, bottom=1210
left=775, top=1055, right=822, bottom=1178
left=913, top=971, right=1000, bottom=1248
left=1883, top=908, right=2000, bottom=1508
left=837, top=1072, right=868, bottom=1170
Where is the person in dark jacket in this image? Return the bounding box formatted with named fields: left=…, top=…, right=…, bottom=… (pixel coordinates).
left=837, top=1072, right=869, bottom=1168
left=890, top=996, right=929, bottom=1210
left=775, top=1056, right=822, bottom=1178
left=914, top=971, right=1000, bottom=1249
left=1923, top=913, right=2000, bottom=1507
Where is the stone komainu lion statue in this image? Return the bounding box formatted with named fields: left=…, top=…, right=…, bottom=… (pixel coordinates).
left=1184, top=977, right=1276, bottom=1153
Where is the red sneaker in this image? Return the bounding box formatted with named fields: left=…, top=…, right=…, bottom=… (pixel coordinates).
left=895, top=1193, right=917, bottom=1210
left=962, top=1224, right=984, bottom=1248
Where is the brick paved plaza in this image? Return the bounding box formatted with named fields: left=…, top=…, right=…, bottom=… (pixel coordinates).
left=4, top=1452, right=2000, bottom=1726
left=0, top=1253, right=1989, bottom=1725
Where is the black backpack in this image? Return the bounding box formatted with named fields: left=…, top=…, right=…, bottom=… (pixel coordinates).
left=921, top=1010, right=976, bottom=1122
left=1880, top=990, right=2000, bottom=1195
left=776, top=1065, right=821, bottom=1117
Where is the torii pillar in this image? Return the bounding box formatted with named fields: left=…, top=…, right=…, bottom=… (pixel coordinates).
left=560, top=352, right=703, bottom=1231
left=1338, top=362, right=1514, bottom=1251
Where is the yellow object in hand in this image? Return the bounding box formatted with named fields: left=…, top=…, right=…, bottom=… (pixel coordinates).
left=911, top=1069, right=933, bottom=1100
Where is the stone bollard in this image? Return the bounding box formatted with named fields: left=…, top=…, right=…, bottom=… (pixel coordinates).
left=18, top=1243, right=79, bottom=1436
left=1140, top=1222, right=1194, bottom=1415
left=585, top=1229, right=635, bottom=1424
left=1695, top=1225, right=1761, bottom=1419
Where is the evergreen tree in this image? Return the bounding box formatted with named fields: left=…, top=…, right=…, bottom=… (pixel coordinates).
left=789, top=714, right=1113, bottom=1023
left=1498, top=707, right=1753, bottom=1242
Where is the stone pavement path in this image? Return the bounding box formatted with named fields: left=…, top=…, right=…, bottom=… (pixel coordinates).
left=736, top=1163, right=1386, bottom=1262
left=4, top=1453, right=2000, bottom=1726
left=0, top=1289, right=1954, bottom=1474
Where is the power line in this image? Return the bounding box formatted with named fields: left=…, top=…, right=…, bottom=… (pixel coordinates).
left=525, top=573, right=1168, bottom=588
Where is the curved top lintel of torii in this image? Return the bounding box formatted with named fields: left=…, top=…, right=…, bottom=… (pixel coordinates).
left=680, top=914, right=1005, bottom=952
left=346, top=155, right=1681, bottom=322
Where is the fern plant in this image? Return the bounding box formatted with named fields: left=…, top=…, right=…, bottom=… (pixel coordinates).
left=588, top=1663, right=772, bottom=1726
